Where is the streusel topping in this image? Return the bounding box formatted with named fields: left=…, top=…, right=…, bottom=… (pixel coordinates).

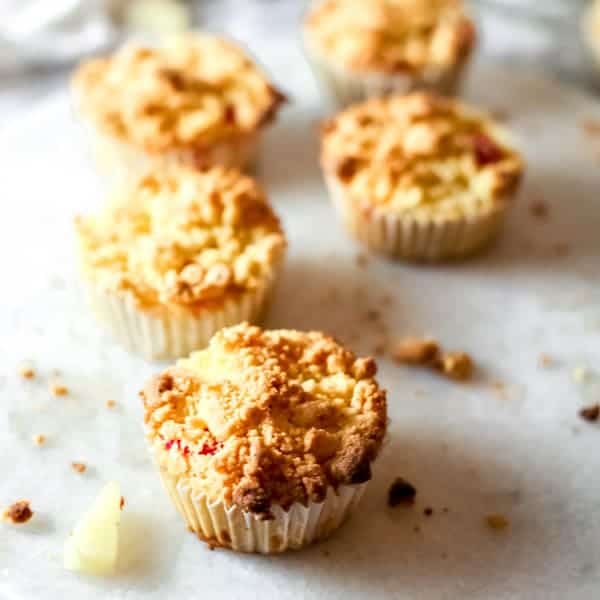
left=73, top=34, right=286, bottom=152
left=321, top=92, right=523, bottom=218
left=142, top=323, right=387, bottom=516
left=305, top=0, right=475, bottom=74
left=76, top=167, right=285, bottom=311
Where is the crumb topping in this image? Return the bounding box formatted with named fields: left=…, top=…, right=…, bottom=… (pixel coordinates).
left=305, top=0, right=475, bottom=74
left=75, top=166, right=285, bottom=311
left=3, top=500, right=33, bottom=524
left=142, top=323, right=387, bottom=515
left=72, top=34, right=285, bottom=152
left=321, top=92, right=523, bottom=218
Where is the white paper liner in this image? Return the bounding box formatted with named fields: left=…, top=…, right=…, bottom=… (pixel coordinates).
left=304, top=37, right=468, bottom=107
left=82, top=272, right=277, bottom=359
left=158, top=469, right=367, bottom=554
left=80, top=119, right=260, bottom=183
left=325, top=175, right=507, bottom=261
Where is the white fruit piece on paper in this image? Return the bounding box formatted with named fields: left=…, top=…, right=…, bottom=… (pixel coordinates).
left=64, top=481, right=121, bottom=575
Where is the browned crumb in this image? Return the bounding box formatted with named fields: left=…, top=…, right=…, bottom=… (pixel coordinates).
left=120, top=496, right=126, bottom=510
left=355, top=253, right=368, bottom=268
left=551, top=242, right=570, bottom=258
left=582, top=118, right=600, bottom=136
left=18, top=364, right=35, bottom=380
left=538, top=353, right=554, bottom=368
left=373, top=343, right=387, bottom=356
left=322, top=549, right=331, bottom=557
left=529, top=200, right=548, bottom=219
left=2, top=500, right=33, bottom=524
left=106, top=399, right=117, bottom=409
left=388, top=478, right=417, bottom=507
left=71, top=462, right=87, bottom=474
left=436, top=352, right=474, bottom=381
left=579, top=404, right=600, bottom=423
left=424, top=507, right=434, bottom=517
left=441, top=552, right=448, bottom=559
left=393, top=337, right=440, bottom=365
left=413, top=525, right=421, bottom=533
left=49, top=382, right=69, bottom=397
left=365, top=309, right=381, bottom=322
left=32, top=434, right=46, bottom=446
left=485, top=514, right=509, bottom=531
left=490, top=107, right=510, bottom=122
left=442, top=507, right=449, bottom=514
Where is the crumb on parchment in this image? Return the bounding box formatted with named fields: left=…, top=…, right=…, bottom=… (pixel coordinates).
left=106, top=400, right=117, bottom=409
left=32, top=434, right=46, bottom=446
left=19, top=364, right=35, bottom=379
left=72, top=462, right=87, bottom=474
left=387, top=478, right=417, bottom=507
left=2, top=500, right=33, bottom=524
left=50, top=382, right=69, bottom=397
left=485, top=514, right=509, bottom=531
left=579, top=404, right=600, bottom=423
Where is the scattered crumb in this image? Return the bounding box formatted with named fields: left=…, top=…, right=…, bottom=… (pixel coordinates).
left=485, top=514, right=509, bottom=531
left=365, top=309, right=381, bottom=322
left=49, top=382, right=69, bottom=397
left=381, top=294, right=393, bottom=306
left=581, top=118, right=600, bottom=136
left=372, top=343, right=387, bottom=356
left=393, top=337, right=439, bottom=365
left=529, top=200, right=548, bottom=219
left=71, top=462, right=87, bottom=474
left=441, top=552, right=448, bottom=559
left=18, top=364, right=35, bottom=380
left=355, top=253, right=368, bottom=268
left=413, top=525, right=421, bottom=533
left=579, top=404, right=600, bottom=423
left=436, top=352, right=474, bottom=382
left=120, top=496, right=126, bottom=510
left=490, top=380, right=508, bottom=399
left=106, top=400, right=117, bottom=409
left=2, top=500, right=33, bottom=524
left=322, top=549, right=331, bottom=557
left=32, top=434, right=46, bottom=446
left=572, top=367, right=588, bottom=383
left=388, top=478, right=417, bottom=507
left=442, top=507, right=449, bottom=514
left=552, top=242, right=570, bottom=258
left=538, top=353, right=554, bottom=368
left=424, top=507, right=433, bottom=517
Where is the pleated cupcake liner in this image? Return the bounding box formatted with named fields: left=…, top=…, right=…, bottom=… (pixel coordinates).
left=82, top=273, right=276, bottom=360
left=303, top=38, right=468, bottom=108
left=158, top=469, right=367, bottom=554
left=325, top=175, right=507, bottom=261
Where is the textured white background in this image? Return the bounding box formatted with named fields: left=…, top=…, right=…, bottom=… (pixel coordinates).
left=1, top=40, right=600, bottom=600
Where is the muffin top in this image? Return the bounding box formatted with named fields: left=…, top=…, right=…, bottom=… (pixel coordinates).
left=72, top=34, right=286, bottom=152
left=320, top=92, right=523, bottom=219
left=142, top=323, right=387, bottom=517
left=304, top=0, right=475, bottom=74
left=75, top=166, right=285, bottom=312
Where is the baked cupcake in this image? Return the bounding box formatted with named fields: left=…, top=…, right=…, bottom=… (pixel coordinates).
left=303, top=0, right=476, bottom=106
left=72, top=34, right=286, bottom=180
left=141, top=323, right=387, bottom=553
left=320, top=92, right=524, bottom=261
left=75, top=166, right=286, bottom=359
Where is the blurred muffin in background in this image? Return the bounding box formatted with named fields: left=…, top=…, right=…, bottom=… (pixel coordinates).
left=75, top=165, right=286, bottom=359
left=72, top=34, right=286, bottom=181
left=320, top=92, right=523, bottom=261
left=303, top=0, right=476, bottom=106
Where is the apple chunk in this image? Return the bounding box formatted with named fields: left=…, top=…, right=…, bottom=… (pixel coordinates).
left=64, top=481, right=121, bottom=575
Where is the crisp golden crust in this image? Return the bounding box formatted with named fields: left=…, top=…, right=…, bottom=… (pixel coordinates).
left=305, top=0, right=475, bottom=74
left=321, top=92, right=524, bottom=219
left=72, top=34, right=286, bottom=153
left=75, top=166, right=285, bottom=312
left=142, top=323, right=387, bottom=516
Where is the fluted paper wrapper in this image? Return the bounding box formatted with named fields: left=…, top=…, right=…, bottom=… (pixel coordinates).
left=158, top=469, right=367, bottom=554
left=82, top=274, right=275, bottom=360
left=80, top=119, right=260, bottom=183
left=304, top=38, right=467, bottom=107
left=326, top=175, right=506, bottom=261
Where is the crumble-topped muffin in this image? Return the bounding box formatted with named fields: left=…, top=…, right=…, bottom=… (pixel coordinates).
left=320, top=92, right=523, bottom=260
left=75, top=166, right=286, bottom=359
left=72, top=34, right=286, bottom=178
left=304, top=0, right=476, bottom=105
left=142, top=323, right=387, bottom=552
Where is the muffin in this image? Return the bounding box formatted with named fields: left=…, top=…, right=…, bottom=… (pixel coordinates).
left=320, top=92, right=524, bottom=261
left=303, top=0, right=476, bottom=106
left=75, top=166, right=286, bottom=359
left=72, top=34, right=286, bottom=180
left=141, top=323, right=387, bottom=553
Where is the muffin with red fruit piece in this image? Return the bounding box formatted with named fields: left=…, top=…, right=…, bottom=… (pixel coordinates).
left=320, top=91, right=523, bottom=261
left=141, top=322, right=387, bottom=553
